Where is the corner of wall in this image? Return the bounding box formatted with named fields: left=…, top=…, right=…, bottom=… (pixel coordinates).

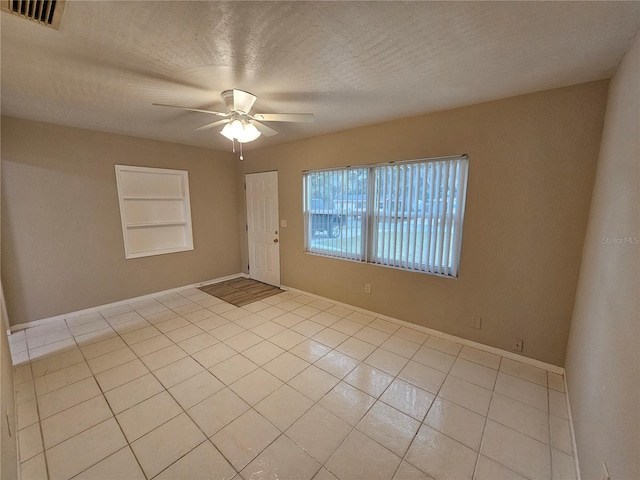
left=564, top=33, right=640, bottom=480
left=0, top=158, right=19, bottom=478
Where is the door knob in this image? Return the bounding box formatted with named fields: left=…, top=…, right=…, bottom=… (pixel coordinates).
left=273, top=239, right=279, bottom=243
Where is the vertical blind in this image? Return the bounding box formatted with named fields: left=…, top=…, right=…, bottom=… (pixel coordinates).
left=303, top=155, right=468, bottom=277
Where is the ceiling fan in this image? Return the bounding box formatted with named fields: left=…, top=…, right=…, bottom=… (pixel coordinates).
left=154, top=89, right=314, bottom=159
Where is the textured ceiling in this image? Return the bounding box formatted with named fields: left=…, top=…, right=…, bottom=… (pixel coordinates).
left=1, top=1, right=639, bottom=152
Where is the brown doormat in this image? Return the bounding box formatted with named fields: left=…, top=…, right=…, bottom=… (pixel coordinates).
left=198, top=277, right=284, bottom=307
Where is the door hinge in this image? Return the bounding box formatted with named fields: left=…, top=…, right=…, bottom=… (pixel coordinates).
left=247, top=264, right=250, bottom=271
left=245, top=225, right=248, bottom=231
left=243, top=182, right=246, bottom=190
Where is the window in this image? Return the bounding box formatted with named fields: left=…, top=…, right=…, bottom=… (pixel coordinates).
left=303, top=155, right=468, bottom=277
left=115, top=165, right=194, bottom=259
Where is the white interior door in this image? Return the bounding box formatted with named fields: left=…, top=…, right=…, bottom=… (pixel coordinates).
left=246, top=171, right=280, bottom=286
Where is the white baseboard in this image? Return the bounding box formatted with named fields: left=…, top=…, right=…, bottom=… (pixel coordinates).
left=10, top=273, right=246, bottom=332
left=281, top=284, right=564, bottom=375
left=564, top=374, right=582, bottom=480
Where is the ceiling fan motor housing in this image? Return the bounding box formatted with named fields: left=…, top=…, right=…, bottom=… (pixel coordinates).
left=221, top=89, right=257, bottom=115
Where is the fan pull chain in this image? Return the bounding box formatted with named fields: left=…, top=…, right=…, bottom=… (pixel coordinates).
left=232, top=138, right=236, bottom=153
left=240, top=142, right=244, bottom=161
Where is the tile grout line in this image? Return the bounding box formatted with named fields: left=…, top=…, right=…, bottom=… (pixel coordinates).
left=388, top=333, right=473, bottom=479
left=470, top=354, right=503, bottom=480
left=176, top=289, right=342, bottom=476
left=28, top=298, right=215, bottom=479
left=194, top=292, right=406, bottom=475
left=143, top=289, right=286, bottom=477
left=111, top=296, right=241, bottom=479
left=204, top=297, right=364, bottom=476
left=386, top=355, right=448, bottom=479
left=292, top=319, right=443, bottom=477
left=30, top=353, right=51, bottom=480
left=79, top=292, right=240, bottom=478
left=26, top=324, right=108, bottom=475
left=65, top=312, right=150, bottom=480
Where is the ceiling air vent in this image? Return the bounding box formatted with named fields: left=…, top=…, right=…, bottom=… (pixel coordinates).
left=1, top=0, right=66, bottom=29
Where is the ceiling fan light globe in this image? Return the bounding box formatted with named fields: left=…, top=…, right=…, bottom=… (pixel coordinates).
left=220, top=123, right=235, bottom=140
left=238, top=123, right=261, bottom=143
left=229, top=119, right=244, bottom=138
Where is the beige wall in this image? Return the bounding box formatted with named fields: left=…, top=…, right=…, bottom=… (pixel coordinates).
left=565, top=36, right=639, bottom=480
left=1, top=117, right=242, bottom=326
left=241, top=81, right=608, bottom=366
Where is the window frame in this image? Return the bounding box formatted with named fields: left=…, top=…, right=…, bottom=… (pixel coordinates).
left=302, top=154, right=469, bottom=278
left=115, top=165, right=194, bottom=259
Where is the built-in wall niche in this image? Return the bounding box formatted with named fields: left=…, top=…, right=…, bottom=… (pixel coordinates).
left=115, top=165, right=194, bottom=259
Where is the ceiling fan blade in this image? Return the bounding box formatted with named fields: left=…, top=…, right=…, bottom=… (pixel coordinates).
left=153, top=103, right=229, bottom=117
left=249, top=120, right=279, bottom=137
left=252, top=113, right=315, bottom=123
left=232, top=89, right=257, bottom=114
left=194, top=119, right=230, bottom=131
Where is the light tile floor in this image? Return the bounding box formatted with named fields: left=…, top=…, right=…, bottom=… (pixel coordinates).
left=10, top=287, right=577, bottom=480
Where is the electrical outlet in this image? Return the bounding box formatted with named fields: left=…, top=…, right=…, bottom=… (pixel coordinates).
left=280, top=219, right=287, bottom=228
left=365, top=283, right=371, bottom=294
left=512, top=338, right=524, bottom=352
left=471, top=316, right=482, bottom=329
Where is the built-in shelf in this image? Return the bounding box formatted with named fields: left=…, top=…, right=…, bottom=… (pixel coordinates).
left=127, top=245, right=194, bottom=258
left=115, top=165, right=194, bottom=259
left=122, top=196, right=185, bottom=201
